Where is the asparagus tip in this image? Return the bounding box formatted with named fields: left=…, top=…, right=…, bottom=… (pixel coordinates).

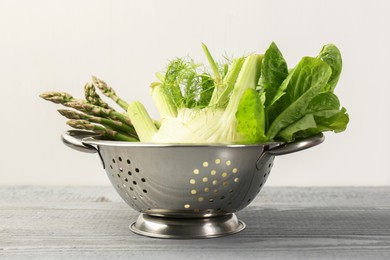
left=39, top=92, right=74, bottom=104
left=57, top=109, right=67, bottom=116
left=57, top=109, right=84, bottom=119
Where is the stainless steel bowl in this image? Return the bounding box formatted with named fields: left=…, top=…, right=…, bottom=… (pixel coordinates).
left=62, top=130, right=324, bottom=238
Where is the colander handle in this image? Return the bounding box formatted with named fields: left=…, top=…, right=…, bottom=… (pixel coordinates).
left=265, top=133, right=325, bottom=156
left=61, top=130, right=99, bottom=153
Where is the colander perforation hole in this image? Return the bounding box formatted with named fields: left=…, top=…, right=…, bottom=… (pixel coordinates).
left=118, top=157, right=122, bottom=162
left=133, top=181, right=137, bottom=185
left=127, top=159, right=131, bottom=164
left=135, top=168, right=140, bottom=173
left=110, top=165, right=113, bottom=169
left=129, top=187, right=134, bottom=191
left=189, top=158, right=241, bottom=209
left=141, top=178, right=146, bottom=182
left=117, top=174, right=121, bottom=178
left=119, top=167, right=123, bottom=172
left=128, top=171, right=132, bottom=176
left=124, top=178, right=128, bottom=182
left=142, top=189, right=147, bottom=193
left=112, top=159, right=116, bottom=163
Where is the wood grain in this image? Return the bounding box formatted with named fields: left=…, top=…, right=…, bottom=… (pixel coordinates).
left=1, top=186, right=389, bottom=259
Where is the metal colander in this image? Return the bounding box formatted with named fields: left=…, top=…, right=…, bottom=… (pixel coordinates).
left=62, top=130, right=324, bottom=238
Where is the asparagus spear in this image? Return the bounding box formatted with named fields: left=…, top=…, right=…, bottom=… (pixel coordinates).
left=40, top=91, right=138, bottom=139
left=84, top=83, right=113, bottom=109
left=91, top=76, right=129, bottom=111
left=67, top=120, right=138, bottom=142
left=64, top=101, right=133, bottom=126
left=40, top=92, right=133, bottom=125
left=39, top=92, right=84, bottom=104
left=58, top=109, right=138, bottom=139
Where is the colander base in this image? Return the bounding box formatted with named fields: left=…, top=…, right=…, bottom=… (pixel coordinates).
left=129, top=213, right=245, bottom=239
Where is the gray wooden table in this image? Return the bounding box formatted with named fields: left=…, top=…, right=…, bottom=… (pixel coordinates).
left=1, top=186, right=389, bottom=259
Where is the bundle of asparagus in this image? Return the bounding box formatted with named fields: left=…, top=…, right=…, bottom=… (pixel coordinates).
left=40, top=76, right=139, bottom=142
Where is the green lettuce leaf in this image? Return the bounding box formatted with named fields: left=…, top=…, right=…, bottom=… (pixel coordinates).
left=277, top=114, right=317, bottom=141
left=277, top=92, right=349, bottom=141
left=278, top=108, right=349, bottom=141
left=267, top=57, right=332, bottom=140
left=260, top=42, right=289, bottom=109
left=317, top=44, right=342, bottom=92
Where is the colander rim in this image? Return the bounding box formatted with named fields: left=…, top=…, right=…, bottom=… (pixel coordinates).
left=82, top=137, right=284, bottom=149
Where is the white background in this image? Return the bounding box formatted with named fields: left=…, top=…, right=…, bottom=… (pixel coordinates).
left=0, top=0, right=389, bottom=186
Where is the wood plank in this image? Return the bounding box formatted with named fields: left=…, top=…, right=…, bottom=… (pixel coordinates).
left=0, top=186, right=389, bottom=259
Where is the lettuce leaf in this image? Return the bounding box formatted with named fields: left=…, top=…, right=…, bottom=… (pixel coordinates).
left=317, top=44, right=342, bottom=92
left=260, top=42, right=289, bottom=109
left=278, top=108, right=349, bottom=141
left=277, top=92, right=349, bottom=141
left=267, top=57, right=332, bottom=140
